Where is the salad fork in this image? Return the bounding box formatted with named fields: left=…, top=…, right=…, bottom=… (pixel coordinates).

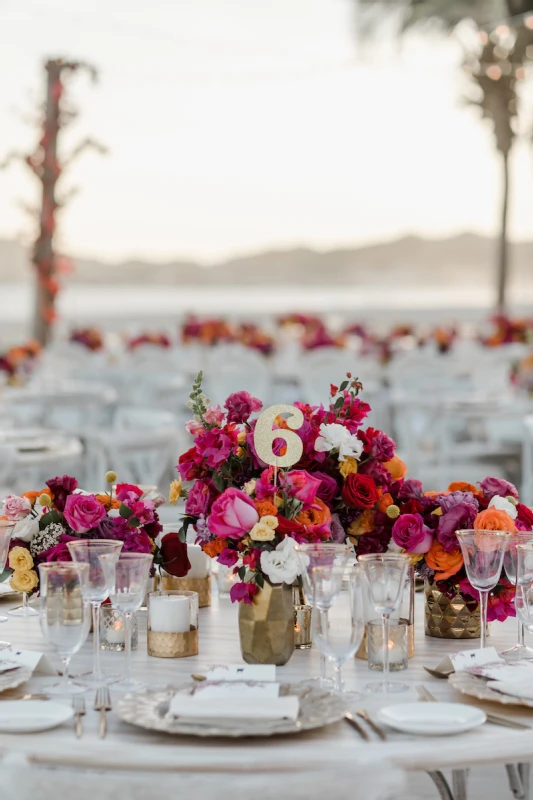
left=72, top=695, right=85, bottom=739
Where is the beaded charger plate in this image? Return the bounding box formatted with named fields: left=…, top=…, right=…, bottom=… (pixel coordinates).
left=117, top=682, right=347, bottom=738
left=449, top=671, right=533, bottom=709
left=0, top=667, right=33, bottom=694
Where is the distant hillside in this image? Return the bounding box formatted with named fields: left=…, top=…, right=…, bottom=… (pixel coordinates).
left=0, top=233, right=531, bottom=287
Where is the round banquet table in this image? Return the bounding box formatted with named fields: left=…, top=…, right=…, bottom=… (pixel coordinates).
left=0, top=587, right=532, bottom=800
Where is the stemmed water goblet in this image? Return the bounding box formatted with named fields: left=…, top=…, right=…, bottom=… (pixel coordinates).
left=456, top=529, right=510, bottom=650
left=38, top=562, right=91, bottom=694
left=67, top=539, right=123, bottom=687
left=100, top=552, right=153, bottom=692
left=295, top=543, right=352, bottom=687
left=514, top=544, right=533, bottom=639
left=312, top=565, right=365, bottom=701
left=0, top=521, right=15, bottom=629
left=358, top=553, right=410, bottom=694
left=500, top=532, right=533, bottom=661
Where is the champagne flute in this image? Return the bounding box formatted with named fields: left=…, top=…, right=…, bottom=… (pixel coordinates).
left=100, top=552, right=153, bottom=691
left=38, top=562, right=91, bottom=694
left=67, top=539, right=123, bottom=687
left=358, top=553, right=410, bottom=694
left=501, top=532, right=533, bottom=661
left=456, top=529, right=509, bottom=650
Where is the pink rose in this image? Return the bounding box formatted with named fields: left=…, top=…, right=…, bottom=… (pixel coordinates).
left=282, top=470, right=322, bottom=506
left=3, top=495, right=32, bottom=521
left=63, top=494, right=106, bottom=534
left=208, top=488, right=259, bottom=539
left=392, top=513, right=433, bottom=554
left=224, top=391, right=262, bottom=424
left=116, top=483, right=143, bottom=504
left=478, top=476, right=519, bottom=500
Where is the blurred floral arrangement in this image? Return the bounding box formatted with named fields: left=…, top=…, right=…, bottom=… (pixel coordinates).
left=128, top=332, right=172, bottom=350
left=181, top=316, right=274, bottom=355
left=69, top=327, right=104, bottom=352
left=481, top=314, right=533, bottom=348
left=0, top=340, right=42, bottom=385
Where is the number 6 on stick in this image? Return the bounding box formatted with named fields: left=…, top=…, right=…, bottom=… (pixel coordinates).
left=253, top=404, right=304, bottom=468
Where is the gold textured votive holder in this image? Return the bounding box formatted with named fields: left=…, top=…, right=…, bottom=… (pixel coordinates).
left=160, top=570, right=211, bottom=607
left=294, top=604, right=312, bottom=649
left=147, top=590, right=199, bottom=658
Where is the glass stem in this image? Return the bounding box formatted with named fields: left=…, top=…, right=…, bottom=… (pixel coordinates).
left=333, top=662, right=342, bottom=693
left=62, top=657, right=71, bottom=690
left=22, top=593, right=28, bottom=612
left=518, top=616, right=525, bottom=647
left=92, top=602, right=102, bottom=682
left=320, top=652, right=327, bottom=684
left=479, top=590, right=488, bottom=650
left=124, top=613, right=132, bottom=685
left=382, top=613, right=390, bottom=692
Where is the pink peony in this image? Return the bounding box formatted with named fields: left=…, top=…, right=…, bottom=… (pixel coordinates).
left=195, top=427, right=237, bottom=469
left=230, top=581, right=258, bottom=604
left=203, top=405, right=225, bottom=426
left=63, top=494, right=106, bottom=534
left=116, top=483, right=143, bottom=504
left=281, top=470, right=322, bottom=506
left=208, top=488, right=259, bottom=539
left=3, top=495, right=31, bottom=521
left=392, top=513, right=434, bottom=554
left=127, top=500, right=155, bottom=526
left=478, top=477, right=519, bottom=500
left=224, top=391, right=263, bottom=424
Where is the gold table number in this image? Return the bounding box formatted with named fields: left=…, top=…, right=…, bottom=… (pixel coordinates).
left=253, top=404, right=304, bottom=468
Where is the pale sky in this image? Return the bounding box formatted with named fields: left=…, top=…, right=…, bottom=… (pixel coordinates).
left=0, top=0, right=533, bottom=263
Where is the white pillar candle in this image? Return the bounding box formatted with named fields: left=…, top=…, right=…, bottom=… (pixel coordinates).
left=106, top=620, right=125, bottom=644
left=150, top=595, right=190, bottom=633
left=186, top=544, right=210, bottom=579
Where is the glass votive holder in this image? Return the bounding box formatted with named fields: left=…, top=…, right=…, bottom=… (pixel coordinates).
left=100, top=606, right=138, bottom=652
left=367, top=618, right=408, bottom=672
left=147, top=590, right=199, bottom=658
left=217, top=564, right=238, bottom=596
left=294, top=605, right=312, bottom=649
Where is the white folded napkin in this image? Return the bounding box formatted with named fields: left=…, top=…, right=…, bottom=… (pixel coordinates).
left=488, top=679, right=533, bottom=701
left=167, top=695, right=300, bottom=721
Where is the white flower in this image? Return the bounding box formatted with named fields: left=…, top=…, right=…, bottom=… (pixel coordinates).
left=489, top=495, right=518, bottom=520
left=314, top=423, right=363, bottom=462
left=260, top=537, right=301, bottom=585
left=12, top=515, right=40, bottom=543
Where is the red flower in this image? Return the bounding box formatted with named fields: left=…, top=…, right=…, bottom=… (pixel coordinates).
left=330, top=384, right=338, bottom=397
left=517, top=503, right=533, bottom=528
left=116, top=483, right=143, bottom=503
left=160, top=533, right=191, bottom=577
left=178, top=446, right=207, bottom=481
left=342, top=474, right=380, bottom=509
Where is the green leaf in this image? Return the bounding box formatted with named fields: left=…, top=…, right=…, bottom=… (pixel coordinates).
left=238, top=566, right=246, bottom=580
left=127, top=516, right=140, bottom=527
left=39, top=511, right=53, bottom=530
left=334, top=396, right=344, bottom=409
left=255, top=572, right=264, bottom=589
left=119, top=504, right=133, bottom=519
left=339, top=380, right=349, bottom=392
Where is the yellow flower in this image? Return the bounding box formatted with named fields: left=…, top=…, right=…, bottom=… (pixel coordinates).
left=409, top=553, right=424, bottom=566
left=340, top=457, right=358, bottom=478
left=236, top=446, right=245, bottom=458
left=244, top=479, right=256, bottom=496
left=347, top=510, right=375, bottom=537
left=261, top=515, right=278, bottom=530
left=8, top=547, right=33, bottom=571
left=431, top=507, right=443, bottom=517
left=169, top=478, right=182, bottom=505
left=386, top=504, right=400, bottom=520
left=38, top=493, right=51, bottom=507
left=10, top=569, right=38, bottom=594
left=105, top=470, right=117, bottom=484
left=237, top=430, right=247, bottom=445
left=249, top=522, right=276, bottom=542
left=274, top=494, right=284, bottom=508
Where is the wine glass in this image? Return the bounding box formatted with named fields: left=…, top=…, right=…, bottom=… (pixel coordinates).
left=501, top=532, right=533, bottom=661
left=38, top=562, right=91, bottom=694
left=295, top=543, right=352, bottom=687
left=514, top=544, right=533, bottom=637
left=312, top=565, right=365, bottom=700
left=67, top=539, right=123, bottom=687
left=456, top=529, right=510, bottom=650
left=358, top=553, right=410, bottom=694
left=0, top=521, right=15, bottom=629
left=100, top=552, right=153, bottom=691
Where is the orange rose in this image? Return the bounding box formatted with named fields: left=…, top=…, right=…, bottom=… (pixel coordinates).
left=254, top=499, right=278, bottom=518
left=426, top=541, right=464, bottom=581
left=347, top=510, right=375, bottom=537
left=295, top=498, right=331, bottom=530
left=383, top=455, right=407, bottom=481
left=203, top=538, right=227, bottom=558
left=424, top=490, right=445, bottom=498
left=474, top=508, right=516, bottom=532
left=448, top=481, right=481, bottom=496
left=377, top=493, right=393, bottom=513
left=22, top=488, right=51, bottom=506
left=95, top=494, right=121, bottom=510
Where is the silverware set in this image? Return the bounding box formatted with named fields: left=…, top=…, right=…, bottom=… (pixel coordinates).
left=344, top=709, right=388, bottom=741
left=416, top=684, right=531, bottom=730
left=71, top=688, right=112, bottom=739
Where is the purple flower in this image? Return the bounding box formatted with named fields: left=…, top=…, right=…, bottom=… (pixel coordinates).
left=478, top=477, right=519, bottom=500
left=312, top=472, right=339, bottom=508
left=392, top=513, right=433, bottom=553
left=330, top=513, right=346, bottom=544
left=46, top=475, right=78, bottom=512
left=122, top=531, right=153, bottom=554
left=357, top=530, right=390, bottom=556
left=357, top=427, right=396, bottom=461
left=230, top=581, right=258, bottom=604
left=224, top=391, right=263, bottom=424
left=96, top=517, right=119, bottom=539
left=359, top=459, right=391, bottom=488
left=218, top=548, right=239, bottom=567
left=436, top=501, right=478, bottom=552
left=397, top=480, right=424, bottom=501
left=185, top=481, right=215, bottom=517
left=438, top=492, right=475, bottom=513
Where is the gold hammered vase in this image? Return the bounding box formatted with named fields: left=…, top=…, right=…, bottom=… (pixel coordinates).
left=424, top=581, right=482, bottom=639
left=238, top=582, right=295, bottom=665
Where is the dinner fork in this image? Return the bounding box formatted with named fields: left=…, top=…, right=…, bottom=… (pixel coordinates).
left=94, top=686, right=112, bottom=739
left=72, top=695, right=85, bottom=739
left=417, top=684, right=532, bottom=730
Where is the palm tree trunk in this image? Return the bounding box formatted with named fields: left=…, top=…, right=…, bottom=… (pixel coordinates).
left=497, top=150, right=510, bottom=311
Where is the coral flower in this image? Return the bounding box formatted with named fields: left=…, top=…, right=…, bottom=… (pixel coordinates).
left=426, top=541, right=464, bottom=581
left=474, top=508, right=517, bottom=532
left=383, top=455, right=407, bottom=481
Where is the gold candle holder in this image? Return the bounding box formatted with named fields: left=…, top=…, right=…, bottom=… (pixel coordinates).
left=160, top=571, right=211, bottom=607
left=294, top=604, right=312, bottom=649
left=147, top=590, right=199, bottom=659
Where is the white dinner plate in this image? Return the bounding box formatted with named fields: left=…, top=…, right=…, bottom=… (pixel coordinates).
left=0, top=701, right=73, bottom=733
left=376, top=703, right=486, bottom=736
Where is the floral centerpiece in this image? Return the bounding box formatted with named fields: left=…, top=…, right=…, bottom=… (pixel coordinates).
left=69, top=328, right=104, bottom=352
left=128, top=332, right=172, bottom=350
left=1, top=474, right=168, bottom=594
left=0, top=340, right=42, bottom=385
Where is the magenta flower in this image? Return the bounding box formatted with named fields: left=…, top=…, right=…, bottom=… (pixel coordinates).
left=359, top=459, right=391, bottom=488
left=208, top=488, right=259, bottom=539
left=478, top=477, right=519, bottom=500
left=115, top=483, right=143, bottom=504
left=203, top=405, right=225, bottom=427
left=127, top=500, right=155, bottom=526
left=459, top=577, right=516, bottom=622
left=437, top=502, right=478, bottom=552
left=46, top=475, right=79, bottom=512
left=230, top=581, right=258, bottom=604
left=397, top=479, right=424, bottom=501
left=224, top=391, right=263, bottom=424
left=41, top=534, right=77, bottom=563
left=281, top=469, right=322, bottom=506
left=357, top=427, right=396, bottom=461
left=185, top=481, right=216, bottom=517
left=63, top=494, right=106, bottom=534
left=312, top=472, right=339, bottom=507
left=195, top=427, right=237, bottom=468
left=218, top=548, right=239, bottom=567
left=122, top=531, right=153, bottom=554
left=392, top=513, right=433, bottom=554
